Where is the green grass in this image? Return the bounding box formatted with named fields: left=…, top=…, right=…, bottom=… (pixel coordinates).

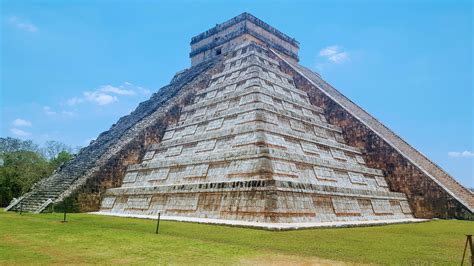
left=0, top=210, right=472, bottom=265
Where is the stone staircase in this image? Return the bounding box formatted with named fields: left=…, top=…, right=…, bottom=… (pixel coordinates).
left=6, top=170, right=79, bottom=213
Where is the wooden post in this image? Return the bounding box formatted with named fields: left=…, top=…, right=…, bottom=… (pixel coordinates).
left=461, top=234, right=473, bottom=266
left=155, top=212, right=161, bottom=234
left=62, top=200, right=67, bottom=223
left=19, top=202, right=23, bottom=215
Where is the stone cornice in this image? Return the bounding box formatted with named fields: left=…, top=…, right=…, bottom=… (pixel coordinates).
left=189, top=26, right=299, bottom=62
left=190, top=12, right=299, bottom=47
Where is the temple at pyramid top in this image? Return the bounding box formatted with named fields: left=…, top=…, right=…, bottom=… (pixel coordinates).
left=190, top=12, right=300, bottom=66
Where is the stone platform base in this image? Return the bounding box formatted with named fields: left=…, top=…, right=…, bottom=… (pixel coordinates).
left=91, top=211, right=427, bottom=230
left=99, top=180, right=415, bottom=224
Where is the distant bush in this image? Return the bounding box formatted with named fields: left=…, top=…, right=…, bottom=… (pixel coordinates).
left=0, top=138, right=74, bottom=207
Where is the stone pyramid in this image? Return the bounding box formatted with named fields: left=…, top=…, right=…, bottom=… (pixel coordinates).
left=7, top=13, right=473, bottom=227
left=98, top=40, right=415, bottom=226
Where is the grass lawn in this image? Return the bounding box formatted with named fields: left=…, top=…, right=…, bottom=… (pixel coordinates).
left=0, top=210, right=472, bottom=265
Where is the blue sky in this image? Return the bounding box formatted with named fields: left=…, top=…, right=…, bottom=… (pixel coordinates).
left=1, top=0, right=473, bottom=187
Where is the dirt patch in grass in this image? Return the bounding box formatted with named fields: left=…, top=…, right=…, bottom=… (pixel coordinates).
left=238, top=254, right=356, bottom=266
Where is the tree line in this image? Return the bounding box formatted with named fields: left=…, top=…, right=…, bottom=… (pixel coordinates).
left=0, top=137, right=77, bottom=207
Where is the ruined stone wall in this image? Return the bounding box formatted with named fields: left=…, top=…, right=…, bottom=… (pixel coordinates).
left=282, top=64, right=473, bottom=220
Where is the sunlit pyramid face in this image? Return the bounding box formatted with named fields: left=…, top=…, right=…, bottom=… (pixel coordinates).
left=99, top=40, right=413, bottom=226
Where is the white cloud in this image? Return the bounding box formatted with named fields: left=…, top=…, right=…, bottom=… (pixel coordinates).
left=319, top=45, right=350, bottom=64
left=61, top=110, right=75, bottom=117
left=10, top=128, right=31, bottom=137
left=328, top=52, right=349, bottom=63
left=43, top=106, right=75, bottom=117
left=7, top=16, right=38, bottom=32
left=12, top=118, right=32, bottom=127
left=448, top=151, right=474, bottom=158
left=100, top=85, right=135, bottom=96
left=66, top=97, right=83, bottom=106
left=124, top=82, right=151, bottom=95
left=120, top=82, right=151, bottom=95
left=83, top=91, right=118, bottom=106
left=43, top=106, right=57, bottom=115
left=65, top=82, right=150, bottom=107
left=137, top=87, right=151, bottom=95
left=319, top=46, right=339, bottom=57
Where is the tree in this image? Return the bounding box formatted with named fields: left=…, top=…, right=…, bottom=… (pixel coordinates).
left=0, top=137, right=39, bottom=153
left=0, top=138, right=75, bottom=207
left=42, top=140, right=72, bottom=160
left=49, top=150, right=74, bottom=170
left=0, top=151, right=50, bottom=206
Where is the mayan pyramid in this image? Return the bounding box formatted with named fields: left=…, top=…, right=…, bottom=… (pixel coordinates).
left=7, top=13, right=473, bottom=227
